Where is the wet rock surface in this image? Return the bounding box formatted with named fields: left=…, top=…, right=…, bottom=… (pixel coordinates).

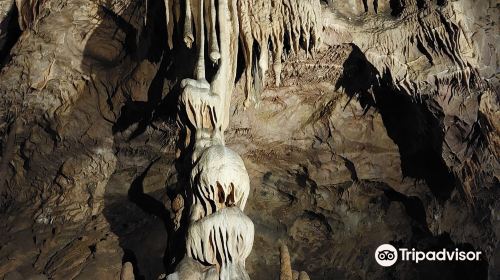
left=0, top=0, right=498, bottom=279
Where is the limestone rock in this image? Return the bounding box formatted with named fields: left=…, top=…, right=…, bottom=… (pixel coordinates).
left=279, top=244, right=292, bottom=280
left=120, top=262, right=134, bottom=280
left=0, top=0, right=497, bottom=279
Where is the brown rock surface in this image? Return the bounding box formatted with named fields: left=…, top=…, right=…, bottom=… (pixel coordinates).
left=0, top=0, right=498, bottom=279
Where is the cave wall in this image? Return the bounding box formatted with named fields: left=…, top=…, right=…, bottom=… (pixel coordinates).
left=0, top=0, right=498, bottom=279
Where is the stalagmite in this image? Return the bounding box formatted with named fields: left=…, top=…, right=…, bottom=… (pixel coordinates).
left=120, top=262, right=135, bottom=280
left=298, top=272, right=311, bottom=280
left=0, top=0, right=497, bottom=279
left=167, top=0, right=253, bottom=279
left=280, top=244, right=312, bottom=280
left=186, top=207, right=254, bottom=279
left=167, top=2, right=324, bottom=278
left=280, top=244, right=293, bottom=280
left=168, top=0, right=322, bottom=278
left=189, top=145, right=250, bottom=221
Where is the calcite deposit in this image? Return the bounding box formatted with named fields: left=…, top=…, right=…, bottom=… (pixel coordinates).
left=0, top=0, right=498, bottom=280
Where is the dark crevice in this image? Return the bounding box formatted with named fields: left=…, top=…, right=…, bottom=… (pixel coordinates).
left=0, top=6, right=22, bottom=69
left=389, top=0, right=406, bottom=17
left=303, top=210, right=333, bottom=235
left=99, top=5, right=138, bottom=59
left=417, top=0, right=427, bottom=10
left=293, top=165, right=318, bottom=193
left=416, top=37, right=434, bottom=65
left=378, top=183, right=430, bottom=236
left=340, top=156, right=359, bottom=181
left=436, top=0, right=448, bottom=6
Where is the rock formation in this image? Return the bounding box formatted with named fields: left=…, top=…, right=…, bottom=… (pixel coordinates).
left=238, top=0, right=322, bottom=106
left=0, top=0, right=498, bottom=279
left=120, top=262, right=134, bottom=280
left=279, top=244, right=310, bottom=280
left=279, top=244, right=292, bottom=280
left=165, top=0, right=254, bottom=279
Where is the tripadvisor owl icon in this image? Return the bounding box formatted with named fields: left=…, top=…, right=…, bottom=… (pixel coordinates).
left=375, top=244, right=398, bottom=267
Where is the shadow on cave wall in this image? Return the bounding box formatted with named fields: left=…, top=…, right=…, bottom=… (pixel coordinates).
left=336, top=44, right=488, bottom=279
left=336, top=44, right=455, bottom=201
left=0, top=5, right=21, bottom=68
left=79, top=0, right=196, bottom=278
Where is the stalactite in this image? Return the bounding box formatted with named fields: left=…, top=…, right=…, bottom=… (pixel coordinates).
left=166, top=1, right=323, bottom=278
left=167, top=0, right=252, bottom=279
left=205, top=0, right=220, bottom=63
left=183, top=0, right=194, bottom=48
left=270, top=0, right=285, bottom=87
left=165, top=0, right=323, bottom=107
left=237, top=0, right=323, bottom=107
left=165, top=0, right=174, bottom=49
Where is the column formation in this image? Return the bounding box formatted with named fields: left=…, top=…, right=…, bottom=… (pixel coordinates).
left=165, top=1, right=323, bottom=278
left=166, top=0, right=254, bottom=279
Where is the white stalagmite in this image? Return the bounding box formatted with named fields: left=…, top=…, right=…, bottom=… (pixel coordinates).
left=169, top=1, right=323, bottom=278
left=180, top=78, right=221, bottom=133
left=168, top=0, right=253, bottom=279
left=189, top=145, right=250, bottom=222
left=186, top=207, right=254, bottom=275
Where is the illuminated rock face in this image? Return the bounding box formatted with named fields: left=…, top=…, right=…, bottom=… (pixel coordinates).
left=0, top=0, right=498, bottom=279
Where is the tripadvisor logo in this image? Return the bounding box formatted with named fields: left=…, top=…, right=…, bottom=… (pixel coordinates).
left=374, top=244, right=482, bottom=267
left=375, top=244, right=398, bottom=267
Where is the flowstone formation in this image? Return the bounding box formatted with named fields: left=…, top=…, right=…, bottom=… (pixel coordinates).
left=166, top=0, right=252, bottom=279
